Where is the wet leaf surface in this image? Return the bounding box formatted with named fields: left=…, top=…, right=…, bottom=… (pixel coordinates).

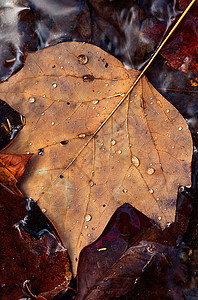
left=0, top=42, right=193, bottom=274
left=0, top=99, right=25, bottom=151
left=77, top=194, right=191, bottom=300
left=0, top=183, right=72, bottom=299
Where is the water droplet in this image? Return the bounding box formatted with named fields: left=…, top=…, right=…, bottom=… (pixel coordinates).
left=150, top=97, right=153, bottom=100
left=158, top=216, right=162, bottom=221
left=41, top=186, right=44, bottom=190
left=111, top=140, right=116, bottom=145
left=29, top=142, right=32, bottom=146
left=156, top=198, right=160, bottom=201
left=149, top=189, right=154, bottom=194
left=52, top=83, right=57, bottom=88
left=28, top=97, right=36, bottom=103
left=61, top=66, right=64, bottom=69
left=105, top=83, right=109, bottom=87
left=38, top=148, right=44, bottom=156
left=118, top=150, right=122, bottom=154
left=178, top=126, right=183, bottom=130
left=41, top=112, right=45, bottom=116
left=147, top=167, right=155, bottom=175
left=43, top=95, right=46, bottom=98
left=82, top=74, right=94, bottom=82
left=156, top=100, right=162, bottom=107
left=172, top=146, right=175, bottom=149
left=131, top=156, right=140, bottom=167
left=166, top=109, right=170, bottom=113
left=42, top=208, right=47, bottom=213
left=123, top=189, right=128, bottom=193
left=84, top=214, right=92, bottom=222
left=26, top=151, right=30, bottom=154
left=51, top=121, right=55, bottom=126
left=78, top=133, right=86, bottom=138
left=84, top=225, right=88, bottom=229
left=92, top=100, right=99, bottom=105
left=89, top=180, right=94, bottom=187
left=78, top=54, right=88, bottom=65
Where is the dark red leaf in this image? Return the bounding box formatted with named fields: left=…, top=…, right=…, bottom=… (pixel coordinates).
left=77, top=191, right=191, bottom=300
left=143, top=0, right=198, bottom=80
left=0, top=184, right=72, bottom=299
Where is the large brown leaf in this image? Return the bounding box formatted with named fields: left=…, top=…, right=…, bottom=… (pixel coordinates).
left=0, top=42, right=192, bottom=274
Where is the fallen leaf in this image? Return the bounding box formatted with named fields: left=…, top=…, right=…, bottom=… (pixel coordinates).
left=143, top=0, right=198, bottom=79
left=0, top=153, right=32, bottom=195
left=0, top=99, right=25, bottom=151
left=0, top=42, right=193, bottom=274
left=0, top=153, right=31, bottom=181
left=0, top=183, right=72, bottom=299
left=77, top=203, right=188, bottom=300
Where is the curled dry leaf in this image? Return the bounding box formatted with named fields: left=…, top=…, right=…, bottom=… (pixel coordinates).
left=0, top=42, right=193, bottom=274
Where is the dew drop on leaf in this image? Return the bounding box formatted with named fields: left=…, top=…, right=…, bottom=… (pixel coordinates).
left=28, top=97, right=36, bottom=103
left=147, top=167, right=155, bottom=175
left=84, top=214, right=92, bottom=222
left=92, top=100, right=99, bottom=105
left=131, top=156, right=140, bottom=167
left=78, top=54, right=88, bottom=65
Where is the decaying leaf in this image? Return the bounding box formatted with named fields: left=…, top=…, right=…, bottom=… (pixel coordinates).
left=0, top=183, right=72, bottom=300
left=77, top=204, right=188, bottom=300
left=0, top=99, right=25, bottom=151
left=0, top=42, right=193, bottom=274
left=143, top=0, right=198, bottom=79
left=0, top=153, right=31, bottom=195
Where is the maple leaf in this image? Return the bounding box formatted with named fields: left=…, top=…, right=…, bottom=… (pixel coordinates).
left=0, top=42, right=193, bottom=274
